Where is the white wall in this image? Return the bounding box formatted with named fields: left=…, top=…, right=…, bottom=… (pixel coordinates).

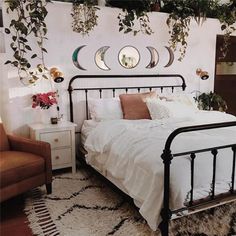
left=1, top=1, right=235, bottom=136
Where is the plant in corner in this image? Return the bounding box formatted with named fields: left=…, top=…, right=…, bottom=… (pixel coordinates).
left=4, top=0, right=50, bottom=85
left=71, top=0, right=100, bottom=36
left=195, top=91, right=228, bottom=112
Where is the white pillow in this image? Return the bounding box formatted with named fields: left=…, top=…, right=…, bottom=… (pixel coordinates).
left=88, top=98, right=123, bottom=121
left=160, top=94, right=198, bottom=110
left=146, top=98, right=196, bottom=120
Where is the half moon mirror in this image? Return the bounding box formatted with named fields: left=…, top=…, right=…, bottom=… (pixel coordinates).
left=118, top=46, right=140, bottom=69
left=95, top=46, right=111, bottom=71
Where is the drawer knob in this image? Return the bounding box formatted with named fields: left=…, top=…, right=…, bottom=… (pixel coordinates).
left=55, top=156, right=60, bottom=160
left=54, top=138, right=59, bottom=142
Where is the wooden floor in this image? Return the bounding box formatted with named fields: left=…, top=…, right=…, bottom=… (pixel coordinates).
left=0, top=194, right=33, bottom=236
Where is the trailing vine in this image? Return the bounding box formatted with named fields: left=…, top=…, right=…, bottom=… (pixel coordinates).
left=107, top=0, right=155, bottom=36
left=214, top=0, right=236, bottom=59
left=71, top=0, right=99, bottom=36
left=162, top=0, right=236, bottom=61
left=4, top=0, right=50, bottom=85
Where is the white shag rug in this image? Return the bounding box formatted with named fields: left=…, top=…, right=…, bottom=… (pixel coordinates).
left=25, top=167, right=236, bottom=236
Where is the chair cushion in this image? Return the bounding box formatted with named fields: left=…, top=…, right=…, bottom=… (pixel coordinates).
left=0, top=151, right=45, bottom=188
left=0, top=123, right=9, bottom=151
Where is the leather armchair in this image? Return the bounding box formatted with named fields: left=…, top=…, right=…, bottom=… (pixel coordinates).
left=0, top=123, right=52, bottom=202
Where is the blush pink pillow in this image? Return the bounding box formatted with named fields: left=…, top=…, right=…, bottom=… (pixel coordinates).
left=119, top=91, right=157, bottom=120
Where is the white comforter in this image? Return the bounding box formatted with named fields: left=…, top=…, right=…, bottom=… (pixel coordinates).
left=84, top=111, right=236, bottom=230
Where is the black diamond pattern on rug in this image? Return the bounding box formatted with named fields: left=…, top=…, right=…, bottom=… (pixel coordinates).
left=24, top=168, right=236, bottom=236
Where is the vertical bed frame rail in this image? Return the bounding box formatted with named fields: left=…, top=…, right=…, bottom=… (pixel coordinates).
left=160, top=121, right=236, bottom=236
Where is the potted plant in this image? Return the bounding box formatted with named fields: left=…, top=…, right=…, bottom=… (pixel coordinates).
left=195, top=92, right=228, bottom=112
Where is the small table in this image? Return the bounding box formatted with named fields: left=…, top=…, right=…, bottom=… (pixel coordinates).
left=29, top=121, right=77, bottom=174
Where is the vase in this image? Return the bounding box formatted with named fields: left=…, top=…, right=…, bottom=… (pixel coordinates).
left=39, top=107, right=57, bottom=124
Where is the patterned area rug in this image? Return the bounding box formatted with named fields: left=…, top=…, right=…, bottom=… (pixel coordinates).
left=25, top=167, right=236, bottom=236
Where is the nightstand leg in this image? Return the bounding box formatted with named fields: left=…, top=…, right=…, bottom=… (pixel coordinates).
left=72, top=164, right=76, bottom=174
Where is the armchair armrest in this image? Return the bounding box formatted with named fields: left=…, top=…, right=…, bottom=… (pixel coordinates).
left=7, top=135, right=52, bottom=183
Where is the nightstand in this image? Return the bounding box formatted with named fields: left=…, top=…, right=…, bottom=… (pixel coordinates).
left=29, top=121, right=77, bottom=174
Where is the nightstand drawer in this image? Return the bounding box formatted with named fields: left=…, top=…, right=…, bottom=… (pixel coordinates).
left=40, top=131, right=71, bottom=148
left=52, top=148, right=72, bottom=166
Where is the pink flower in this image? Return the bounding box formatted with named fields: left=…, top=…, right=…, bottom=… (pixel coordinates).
left=32, top=91, right=58, bottom=109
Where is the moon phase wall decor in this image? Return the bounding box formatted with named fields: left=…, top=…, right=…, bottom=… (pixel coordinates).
left=72, top=45, right=87, bottom=71
left=118, top=46, right=140, bottom=69
left=95, top=46, right=111, bottom=71
left=164, top=46, right=174, bottom=67
left=146, top=46, right=159, bottom=69
left=72, top=45, right=175, bottom=71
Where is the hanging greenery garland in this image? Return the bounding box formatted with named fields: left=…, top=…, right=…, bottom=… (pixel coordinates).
left=4, top=0, right=50, bottom=85
left=162, top=0, right=236, bottom=61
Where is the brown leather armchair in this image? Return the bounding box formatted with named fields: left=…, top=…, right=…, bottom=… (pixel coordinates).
left=0, top=123, right=52, bottom=202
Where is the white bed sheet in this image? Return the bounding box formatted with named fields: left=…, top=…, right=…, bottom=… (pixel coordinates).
left=81, top=111, right=236, bottom=230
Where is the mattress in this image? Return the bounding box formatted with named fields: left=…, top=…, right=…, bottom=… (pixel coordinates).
left=81, top=111, right=236, bottom=230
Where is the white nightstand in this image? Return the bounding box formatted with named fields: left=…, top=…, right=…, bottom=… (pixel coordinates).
left=29, top=121, right=77, bottom=174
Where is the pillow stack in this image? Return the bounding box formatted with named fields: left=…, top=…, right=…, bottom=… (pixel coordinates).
left=88, top=92, right=198, bottom=121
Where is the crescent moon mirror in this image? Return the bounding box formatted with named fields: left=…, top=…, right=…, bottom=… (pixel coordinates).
left=95, top=46, right=111, bottom=71
left=164, top=46, right=174, bottom=67
left=118, top=46, right=140, bottom=69
left=72, top=45, right=87, bottom=70
left=146, top=46, right=159, bottom=69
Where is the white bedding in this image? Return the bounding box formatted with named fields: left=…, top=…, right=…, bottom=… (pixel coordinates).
left=83, top=111, right=236, bottom=230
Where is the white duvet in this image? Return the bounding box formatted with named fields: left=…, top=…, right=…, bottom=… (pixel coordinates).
left=84, top=111, right=236, bottom=230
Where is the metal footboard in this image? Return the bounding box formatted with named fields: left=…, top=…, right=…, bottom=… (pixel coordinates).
left=159, top=121, right=236, bottom=236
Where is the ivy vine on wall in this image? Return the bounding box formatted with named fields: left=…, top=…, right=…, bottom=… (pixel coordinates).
left=4, top=0, right=50, bottom=85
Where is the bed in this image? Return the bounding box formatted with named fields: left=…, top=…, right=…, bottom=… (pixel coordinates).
left=68, top=74, right=236, bottom=236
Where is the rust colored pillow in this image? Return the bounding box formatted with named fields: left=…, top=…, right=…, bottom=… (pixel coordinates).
left=119, top=91, right=157, bottom=120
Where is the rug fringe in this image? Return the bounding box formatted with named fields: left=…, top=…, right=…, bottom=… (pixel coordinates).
left=24, top=189, right=60, bottom=236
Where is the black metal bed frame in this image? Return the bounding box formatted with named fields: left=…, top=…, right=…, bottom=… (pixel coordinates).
left=68, top=74, right=236, bottom=236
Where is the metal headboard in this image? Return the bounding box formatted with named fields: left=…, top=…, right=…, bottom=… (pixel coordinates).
left=68, top=74, right=187, bottom=122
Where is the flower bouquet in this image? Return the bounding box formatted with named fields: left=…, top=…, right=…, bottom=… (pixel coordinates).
left=32, top=91, right=57, bottom=109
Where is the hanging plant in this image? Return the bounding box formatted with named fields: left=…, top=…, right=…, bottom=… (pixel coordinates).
left=4, top=0, right=50, bottom=85
left=71, top=0, right=99, bottom=36
left=213, top=1, right=236, bottom=59
left=107, top=0, right=155, bottom=36
left=162, top=0, right=236, bottom=61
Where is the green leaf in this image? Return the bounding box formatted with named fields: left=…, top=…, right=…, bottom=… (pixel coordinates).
left=5, top=28, right=11, bottom=34
left=31, top=54, right=37, bottom=59
left=4, top=60, right=12, bottom=65
left=25, top=45, right=32, bottom=51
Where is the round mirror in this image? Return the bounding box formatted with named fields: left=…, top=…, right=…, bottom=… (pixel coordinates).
left=118, top=46, right=140, bottom=69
